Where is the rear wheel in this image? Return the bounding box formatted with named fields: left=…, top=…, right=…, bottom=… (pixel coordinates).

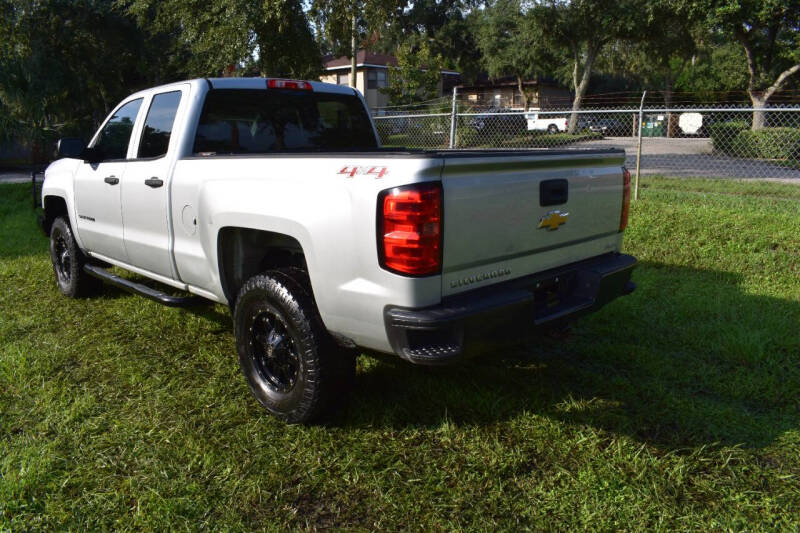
left=547, top=124, right=559, bottom=134
left=49, top=216, right=101, bottom=297
left=233, top=269, right=355, bottom=423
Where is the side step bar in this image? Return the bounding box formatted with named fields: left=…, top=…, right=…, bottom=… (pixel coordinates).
left=83, top=264, right=205, bottom=307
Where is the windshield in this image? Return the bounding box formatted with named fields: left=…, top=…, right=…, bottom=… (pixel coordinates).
left=193, top=88, right=377, bottom=155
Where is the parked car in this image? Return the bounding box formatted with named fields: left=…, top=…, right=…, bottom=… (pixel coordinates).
left=41, top=77, right=636, bottom=423
left=575, top=117, right=594, bottom=131
left=469, top=107, right=527, bottom=134
left=589, top=118, right=628, bottom=136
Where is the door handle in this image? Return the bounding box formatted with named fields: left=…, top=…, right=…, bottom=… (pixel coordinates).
left=104, top=176, right=119, bottom=185
left=144, top=177, right=164, bottom=188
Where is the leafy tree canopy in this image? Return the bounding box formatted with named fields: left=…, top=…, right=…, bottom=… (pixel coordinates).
left=0, top=0, right=178, bottom=157
left=122, top=0, right=322, bottom=79
left=379, top=41, right=443, bottom=105
left=472, top=0, right=555, bottom=109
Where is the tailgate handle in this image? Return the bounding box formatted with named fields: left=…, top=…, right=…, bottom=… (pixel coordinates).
left=540, top=179, right=568, bottom=206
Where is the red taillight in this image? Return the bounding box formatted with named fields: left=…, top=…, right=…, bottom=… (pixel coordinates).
left=378, top=182, right=442, bottom=276
left=266, top=78, right=313, bottom=91
left=620, top=167, right=631, bottom=231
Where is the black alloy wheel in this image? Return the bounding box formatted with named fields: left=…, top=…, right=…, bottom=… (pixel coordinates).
left=48, top=216, right=101, bottom=297
left=233, top=268, right=355, bottom=423
left=248, top=308, right=300, bottom=393
left=53, top=230, right=72, bottom=286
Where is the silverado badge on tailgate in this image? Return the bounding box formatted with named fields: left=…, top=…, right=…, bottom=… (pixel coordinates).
left=538, top=210, right=569, bottom=231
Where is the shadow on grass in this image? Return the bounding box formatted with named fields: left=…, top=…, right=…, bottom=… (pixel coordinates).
left=341, top=262, right=800, bottom=450
left=95, top=279, right=233, bottom=333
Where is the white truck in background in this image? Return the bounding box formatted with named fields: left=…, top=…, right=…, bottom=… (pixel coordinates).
left=525, top=109, right=569, bottom=133
left=41, top=77, right=636, bottom=423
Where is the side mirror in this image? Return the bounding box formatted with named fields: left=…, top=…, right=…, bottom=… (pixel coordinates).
left=81, top=146, right=104, bottom=164
left=56, top=138, right=86, bottom=159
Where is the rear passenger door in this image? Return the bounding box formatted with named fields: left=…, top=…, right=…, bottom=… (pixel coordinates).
left=121, top=87, right=187, bottom=279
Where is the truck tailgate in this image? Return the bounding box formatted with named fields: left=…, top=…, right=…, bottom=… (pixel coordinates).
left=440, top=150, right=626, bottom=296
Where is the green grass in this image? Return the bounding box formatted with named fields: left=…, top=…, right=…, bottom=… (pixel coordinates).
left=2, top=178, right=800, bottom=529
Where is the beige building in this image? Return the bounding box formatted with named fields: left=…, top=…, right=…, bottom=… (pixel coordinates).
left=320, top=50, right=460, bottom=110
left=458, top=77, right=572, bottom=110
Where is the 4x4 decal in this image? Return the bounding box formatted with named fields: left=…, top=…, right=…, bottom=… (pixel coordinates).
left=338, top=166, right=388, bottom=178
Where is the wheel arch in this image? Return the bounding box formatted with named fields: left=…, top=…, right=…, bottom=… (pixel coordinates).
left=42, top=195, right=69, bottom=237
left=217, top=226, right=310, bottom=305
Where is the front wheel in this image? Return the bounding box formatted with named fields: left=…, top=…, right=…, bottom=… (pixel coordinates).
left=233, top=269, right=355, bottom=423
left=49, top=216, right=101, bottom=297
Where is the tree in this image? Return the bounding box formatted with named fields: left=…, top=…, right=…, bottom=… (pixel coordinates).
left=380, top=41, right=443, bottom=105
left=123, top=0, right=322, bottom=79
left=634, top=0, right=700, bottom=135
left=674, top=41, right=749, bottom=102
left=309, top=0, right=402, bottom=87
left=473, top=0, right=554, bottom=110
left=0, top=0, right=173, bottom=161
left=709, top=0, right=800, bottom=129
left=382, top=0, right=483, bottom=82
left=539, top=0, right=640, bottom=132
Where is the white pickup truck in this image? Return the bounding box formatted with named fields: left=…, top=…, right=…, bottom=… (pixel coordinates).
left=525, top=109, right=569, bottom=133
left=41, top=77, right=636, bottom=423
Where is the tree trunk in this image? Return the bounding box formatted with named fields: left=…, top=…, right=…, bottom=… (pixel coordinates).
left=568, top=47, right=595, bottom=134
left=750, top=93, right=767, bottom=130
left=516, top=75, right=528, bottom=111
left=735, top=27, right=800, bottom=131
left=350, top=14, right=357, bottom=89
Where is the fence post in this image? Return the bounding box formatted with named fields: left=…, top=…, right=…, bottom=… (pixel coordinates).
left=634, top=91, right=646, bottom=201
left=449, top=86, right=457, bottom=149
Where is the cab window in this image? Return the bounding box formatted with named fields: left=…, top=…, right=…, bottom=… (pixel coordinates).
left=138, top=91, right=182, bottom=159
left=93, top=98, right=143, bottom=161
left=193, top=89, right=377, bottom=155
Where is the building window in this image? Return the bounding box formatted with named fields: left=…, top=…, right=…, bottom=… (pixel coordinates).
left=367, top=69, right=387, bottom=90
left=337, top=72, right=350, bottom=86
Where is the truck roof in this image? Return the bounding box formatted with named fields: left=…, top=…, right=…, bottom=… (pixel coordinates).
left=125, top=77, right=359, bottom=101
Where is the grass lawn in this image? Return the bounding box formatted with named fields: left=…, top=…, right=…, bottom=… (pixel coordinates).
left=2, top=178, right=799, bottom=529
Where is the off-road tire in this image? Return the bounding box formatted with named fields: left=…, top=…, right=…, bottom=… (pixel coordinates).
left=233, top=268, right=356, bottom=423
left=49, top=216, right=102, bottom=297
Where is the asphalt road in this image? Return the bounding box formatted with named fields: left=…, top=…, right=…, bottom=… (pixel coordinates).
left=572, top=137, right=800, bottom=181
left=0, top=172, right=34, bottom=184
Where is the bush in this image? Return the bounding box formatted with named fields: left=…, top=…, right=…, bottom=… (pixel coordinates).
left=455, top=125, right=481, bottom=148
left=731, top=128, right=800, bottom=163
left=710, top=121, right=749, bottom=154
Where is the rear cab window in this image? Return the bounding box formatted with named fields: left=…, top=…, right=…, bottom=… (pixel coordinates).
left=138, top=91, right=182, bottom=159
left=193, top=89, right=377, bottom=155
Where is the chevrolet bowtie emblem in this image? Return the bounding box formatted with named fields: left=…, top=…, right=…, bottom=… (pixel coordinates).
left=538, top=210, right=569, bottom=230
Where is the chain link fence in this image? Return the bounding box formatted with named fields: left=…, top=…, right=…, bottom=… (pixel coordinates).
left=372, top=104, right=800, bottom=180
